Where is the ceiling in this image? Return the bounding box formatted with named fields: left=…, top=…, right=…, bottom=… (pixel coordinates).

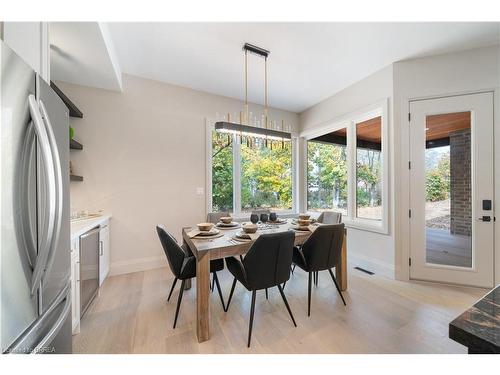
left=51, top=22, right=500, bottom=113
left=426, top=112, right=471, bottom=141
left=312, top=112, right=470, bottom=149
left=50, top=22, right=122, bottom=91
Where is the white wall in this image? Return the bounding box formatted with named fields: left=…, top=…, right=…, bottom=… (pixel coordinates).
left=57, top=74, right=298, bottom=276
left=393, top=46, right=500, bottom=283
left=3, top=22, right=50, bottom=81
left=299, top=65, right=395, bottom=277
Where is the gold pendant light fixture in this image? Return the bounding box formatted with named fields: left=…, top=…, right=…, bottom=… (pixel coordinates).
left=215, top=43, right=291, bottom=149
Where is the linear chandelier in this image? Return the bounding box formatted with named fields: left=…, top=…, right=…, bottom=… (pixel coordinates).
left=214, top=43, right=291, bottom=149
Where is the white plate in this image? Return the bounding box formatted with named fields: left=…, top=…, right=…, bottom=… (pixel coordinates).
left=197, top=228, right=221, bottom=236
left=216, top=222, right=240, bottom=228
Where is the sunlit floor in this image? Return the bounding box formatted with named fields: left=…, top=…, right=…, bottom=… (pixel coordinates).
left=426, top=228, right=472, bottom=268
left=72, top=262, right=485, bottom=354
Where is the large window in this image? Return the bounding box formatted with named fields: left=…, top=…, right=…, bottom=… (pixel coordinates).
left=209, top=124, right=295, bottom=216
left=304, top=101, right=388, bottom=233
left=356, top=117, right=382, bottom=221
left=241, top=139, right=292, bottom=212
left=211, top=131, right=233, bottom=213
left=307, top=128, right=348, bottom=216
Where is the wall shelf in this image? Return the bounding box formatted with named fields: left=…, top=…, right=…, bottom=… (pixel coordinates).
left=70, top=139, right=83, bottom=150
left=70, top=175, right=84, bottom=182
left=50, top=81, right=84, bottom=118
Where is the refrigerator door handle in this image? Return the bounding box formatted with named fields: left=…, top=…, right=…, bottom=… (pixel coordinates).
left=18, top=122, right=38, bottom=267
left=28, top=95, right=57, bottom=296
left=38, top=100, right=64, bottom=281
left=4, top=281, right=70, bottom=354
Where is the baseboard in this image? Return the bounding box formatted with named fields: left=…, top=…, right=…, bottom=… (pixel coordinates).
left=348, top=252, right=395, bottom=279
left=109, top=255, right=166, bottom=276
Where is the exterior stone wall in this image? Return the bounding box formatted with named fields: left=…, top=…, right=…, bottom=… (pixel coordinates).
left=450, top=129, right=471, bottom=236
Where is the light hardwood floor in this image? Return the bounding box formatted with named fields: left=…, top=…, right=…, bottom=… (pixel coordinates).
left=73, top=265, right=486, bottom=354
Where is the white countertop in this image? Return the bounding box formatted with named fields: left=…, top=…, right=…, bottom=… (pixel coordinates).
left=70, top=213, right=112, bottom=240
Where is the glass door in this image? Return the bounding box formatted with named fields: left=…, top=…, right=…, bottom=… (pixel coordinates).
left=409, top=92, right=494, bottom=288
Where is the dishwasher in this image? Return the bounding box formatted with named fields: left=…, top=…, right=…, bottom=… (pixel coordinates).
left=79, top=227, right=100, bottom=318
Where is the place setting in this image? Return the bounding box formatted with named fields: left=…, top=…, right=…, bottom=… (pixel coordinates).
left=231, top=223, right=261, bottom=242
left=186, top=222, right=224, bottom=240
left=290, top=214, right=320, bottom=232
left=214, top=216, right=241, bottom=230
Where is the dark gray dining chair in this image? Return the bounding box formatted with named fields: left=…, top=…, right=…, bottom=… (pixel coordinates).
left=156, top=225, right=226, bottom=328
left=224, top=231, right=297, bottom=347
left=292, top=211, right=343, bottom=282
left=317, top=211, right=342, bottom=224
left=206, top=212, right=230, bottom=224
left=291, top=224, right=346, bottom=316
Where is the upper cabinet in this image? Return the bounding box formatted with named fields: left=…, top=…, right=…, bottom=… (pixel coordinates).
left=2, top=22, right=50, bottom=82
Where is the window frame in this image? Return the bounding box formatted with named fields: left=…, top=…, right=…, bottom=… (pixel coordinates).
left=206, top=119, right=298, bottom=219
left=301, top=99, right=389, bottom=234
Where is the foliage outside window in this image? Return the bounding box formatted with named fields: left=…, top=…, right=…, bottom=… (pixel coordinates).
left=211, top=131, right=233, bottom=212
left=304, top=105, right=388, bottom=232
left=425, top=147, right=450, bottom=202
left=307, top=130, right=348, bottom=215
left=356, top=117, right=383, bottom=221
left=211, top=128, right=294, bottom=215
left=241, top=139, right=292, bottom=212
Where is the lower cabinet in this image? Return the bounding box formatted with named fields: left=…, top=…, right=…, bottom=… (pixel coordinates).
left=70, top=237, right=81, bottom=335
left=70, top=218, right=111, bottom=335
left=99, top=221, right=110, bottom=286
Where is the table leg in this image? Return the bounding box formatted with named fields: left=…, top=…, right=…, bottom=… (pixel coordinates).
left=196, top=252, right=210, bottom=343
left=181, top=237, right=192, bottom=290
left=336, top=232, right=347, bottom=291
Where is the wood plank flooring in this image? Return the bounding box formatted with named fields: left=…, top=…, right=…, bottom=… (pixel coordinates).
left=426, top=228, right=472, bottom=268
left=73, top=265, right=486, bottom=354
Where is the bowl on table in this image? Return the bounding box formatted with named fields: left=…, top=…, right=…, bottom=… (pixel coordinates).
left=197, top=222, right=214, bottom=232
left=298, top=213, right=311, bottom=220
left=298, top=219, right=311, bottom=226
left=220, top=216, right=233, bottom=224
left=242, top=223, right=258, bottom=234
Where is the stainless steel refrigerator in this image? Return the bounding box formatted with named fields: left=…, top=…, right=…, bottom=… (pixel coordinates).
left=1, top=40, right=72, bottom=353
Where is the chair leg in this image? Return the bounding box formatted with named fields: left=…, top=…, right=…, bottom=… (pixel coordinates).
left=315, top=271, right=319, bottom=286
left=248, top=290, right=257, bottom=348
left=308, top=272, right=312, bottom=317
left=225, top=277, right=237, bottom=312
left=265, top=288, right=268, bottom=300
left=173, top=279, right=186, bottom=329
left=213, top=272, right=226, bottom=311
left=167, top=277, right=178, bottom=302
left=211, top=274, right=214, bottom=292
left=277, top=284, right=297, bottom=327
left=328, top=268, right=346, bottom=306
left=282, top=280, right=286, bottom=289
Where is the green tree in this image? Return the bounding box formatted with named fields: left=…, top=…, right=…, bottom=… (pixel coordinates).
left=426, top=151, right=450, bottom=202
left=212, top=132, right=233, bottom=211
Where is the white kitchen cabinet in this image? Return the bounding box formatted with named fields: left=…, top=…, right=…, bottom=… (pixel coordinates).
left=99, top=221, right=110, bottom=286
left=2, top=22, right=50, bottom=81
left=70, top=237, right=81, bottom=335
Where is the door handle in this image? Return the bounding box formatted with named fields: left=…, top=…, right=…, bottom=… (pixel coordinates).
left=99, top=240, right=103, bottom=256
left=478, top=216, right=491, bottom=222
left=28, top=95, right=57, bottom=296
left=39, top=100, right=64, bottom=283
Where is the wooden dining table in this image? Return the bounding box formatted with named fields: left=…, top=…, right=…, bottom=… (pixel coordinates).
left=182, top=219, right=348, bottom=343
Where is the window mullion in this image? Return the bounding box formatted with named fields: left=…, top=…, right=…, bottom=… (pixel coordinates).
left=233, top=135, right=241, bottom=215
